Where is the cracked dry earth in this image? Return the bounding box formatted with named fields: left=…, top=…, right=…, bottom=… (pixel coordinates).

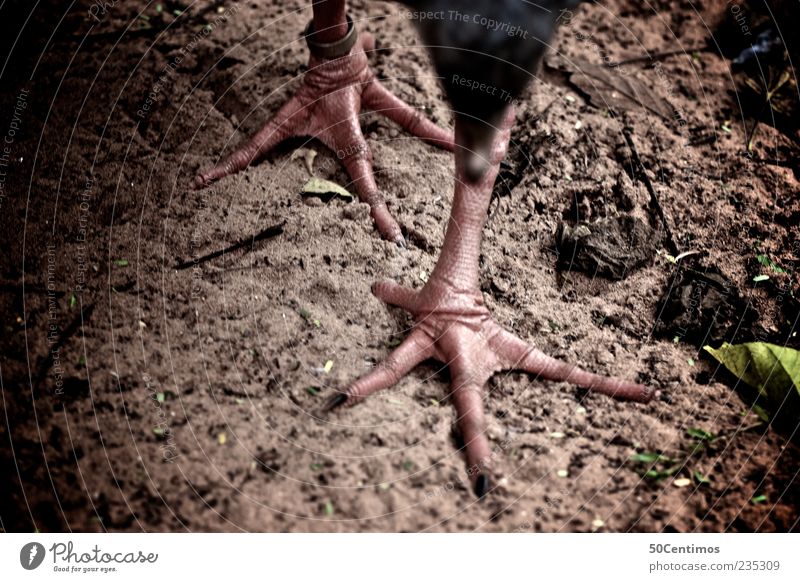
left=1, top=0, right=798, bottom=532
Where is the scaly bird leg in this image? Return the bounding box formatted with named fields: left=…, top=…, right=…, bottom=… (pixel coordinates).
left=324, top=107, right=656, bottom=498
left=194, top=0, right=454, bottom=244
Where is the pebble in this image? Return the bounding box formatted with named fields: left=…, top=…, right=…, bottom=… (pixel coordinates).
left=595, top=349, right=615, bottom=365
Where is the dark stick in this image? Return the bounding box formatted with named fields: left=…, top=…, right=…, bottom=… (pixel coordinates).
left=613, top=46, right=713, bottom=67
left=174, top=222, right=285, bottom=270
left=622, top=129, right=679, bottom=256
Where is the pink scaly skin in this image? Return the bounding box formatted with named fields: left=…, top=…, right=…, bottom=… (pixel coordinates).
left=194, top=0, right=454, bottom=245
left=324, top=108, right=657, bottom=498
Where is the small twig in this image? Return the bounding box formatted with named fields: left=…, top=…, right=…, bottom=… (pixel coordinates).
left=174, top=222, right=285, bottom=270
left=674, top=249, right=703, bottom=263
left=622, top=128, right=679, bottom=256
left=613, top=46, right=713, bottom=67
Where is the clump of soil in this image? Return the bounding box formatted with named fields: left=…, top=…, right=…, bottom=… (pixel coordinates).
left=556, top=215, right=660, bottom=280
left=654, top=265, right=756, bottom=346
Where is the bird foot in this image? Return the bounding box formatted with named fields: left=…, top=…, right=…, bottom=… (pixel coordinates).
left=324, top=277, right=657, bottom=498
left=194, top=27, right=454, bottom=244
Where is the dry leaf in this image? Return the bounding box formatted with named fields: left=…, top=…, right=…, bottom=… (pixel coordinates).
left=545, top=56, right=675, bottom=120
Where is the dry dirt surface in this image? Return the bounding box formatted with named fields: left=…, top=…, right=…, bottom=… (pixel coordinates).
left=1, top=0, right=798, bottom=532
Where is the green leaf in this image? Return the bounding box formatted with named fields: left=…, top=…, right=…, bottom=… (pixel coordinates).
left=630, top=452, right=670, bottom=464
left=644, top=466, right=680, bottom=480
left=298, top=308, right=321, bottom=327
left=756, top=254, right=786, bottom=273
left=307, top=386, right=320, bottom=396
left=751, top=494, right=767, bottom=504
left=693, top=470, right=711, bottom=484
left=301, top=177, right=353, bottom=200
left=114, top=259, right=129, bottom=267
left=703, top=342, right=800, bottom=415
left=752, top=274, right=769, bottom=282
left=752, top=404, right=770, bottom=423
left=156, top=392, right=166, bottom=403
left=686, top=427, right=715, bottom=441
left=69, top=294, right=77, bottom=308
left=324, top=501, right=334, bottom=516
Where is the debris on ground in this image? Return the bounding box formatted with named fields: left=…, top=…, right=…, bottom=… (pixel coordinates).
left=555, top=215, right=661, bottom=279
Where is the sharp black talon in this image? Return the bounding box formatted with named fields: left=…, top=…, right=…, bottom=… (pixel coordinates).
left=474, top=474, right=490, bottom=499
left=322, top=392, right=348, bottom=413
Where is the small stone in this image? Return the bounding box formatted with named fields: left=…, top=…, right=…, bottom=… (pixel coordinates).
left=487, top=423, right=505, bottom=441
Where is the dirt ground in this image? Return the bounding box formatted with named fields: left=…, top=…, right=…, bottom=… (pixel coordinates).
left=1, top=0, right=798, bottom=532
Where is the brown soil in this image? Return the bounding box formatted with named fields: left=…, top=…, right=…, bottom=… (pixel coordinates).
left=1, top=0, right=798, bottom=532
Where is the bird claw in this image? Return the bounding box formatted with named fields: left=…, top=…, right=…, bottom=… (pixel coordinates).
left=473, top=473, right=491, bottom=500
left=327, top=278, right=655, bottom=498
left=194, top=30, right=453, bottom=242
